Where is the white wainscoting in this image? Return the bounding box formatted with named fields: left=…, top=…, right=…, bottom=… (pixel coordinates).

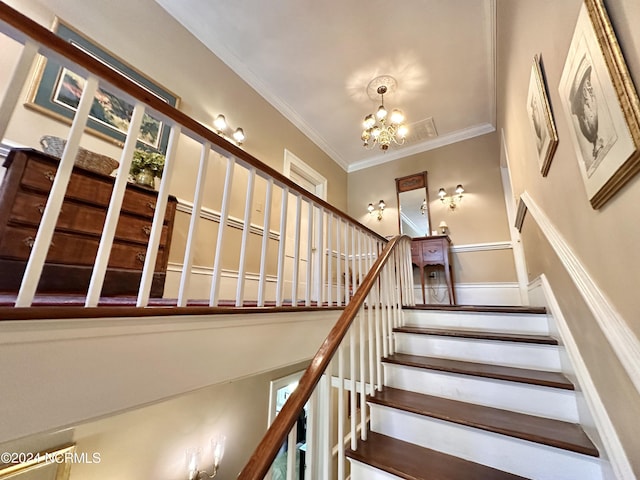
left=521, top=192, right=640, bottom=397
left=528, top=275, right=631, bottom=480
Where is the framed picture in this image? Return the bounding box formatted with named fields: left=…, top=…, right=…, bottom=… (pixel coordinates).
left=526, top=55, right=558, bottom=177
left=558, top=0, right=640, bottom=209
left=26, top=19, right=180, bottom=154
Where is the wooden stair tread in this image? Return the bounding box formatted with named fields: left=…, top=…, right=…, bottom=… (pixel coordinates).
left=384, top=353, right=573, bottom=390
left=346, top=431, right=529, bottom=480
left=369, top=387, right=599, bottom=457
left=394, top=326, right=558, bottom=345
left=406, top=305, right=547, bottom=315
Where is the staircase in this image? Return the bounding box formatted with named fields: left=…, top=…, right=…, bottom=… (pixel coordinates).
left=346, top=305, right=603, bottom=480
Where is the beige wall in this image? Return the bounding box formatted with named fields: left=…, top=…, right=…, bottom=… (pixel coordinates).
left=0, top=0, right=348, bottom=210
left=347, top=132, right=517, bottom=284
left=0, top=360, right=309, bottom=480
left=497, top=0, right=640, bottom=474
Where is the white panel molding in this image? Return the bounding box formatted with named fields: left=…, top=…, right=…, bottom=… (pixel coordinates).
left=521, top=191, right=640, bottom=396
left=534, top=274, right=631, bottom=480
left=450, top=241, right=512, bottom=253
left=176, top=197, right=280, bottom=241
left=167, top=262, right=277, bottom=283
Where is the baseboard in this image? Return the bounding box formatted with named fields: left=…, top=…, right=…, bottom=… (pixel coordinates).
left=531, top=274, right=631, bottom=480
left=521, top=192, right=640, bottom=397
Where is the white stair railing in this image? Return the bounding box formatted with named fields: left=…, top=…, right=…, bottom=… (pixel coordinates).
left=238, top=235, right=415, bottom=480
left=0, top=5, right=387, bottom=309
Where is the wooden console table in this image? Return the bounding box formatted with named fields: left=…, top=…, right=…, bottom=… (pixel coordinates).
left=411, top=235, right=455, bottom=305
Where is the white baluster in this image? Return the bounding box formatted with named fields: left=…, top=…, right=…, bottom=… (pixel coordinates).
left=137, top=125, right=181, bottom=307
left=86, top=103, right=146, bottom=307
left=16, top=75, right=99, bottom=307
left=326, top=214, right=333, bottom=306
left=257, top=178, right=273, bottom=307
left=0, top=41, right=37, bottom=143
left=315, top=207, right=324, bottom=306
left=236, top=167, right=256, bottom=306
left=177, top=142, right=211, bottom=307
left=337, top=342, right=345, bottom=480
left=210, top=156, right=236, bottom=306
left=291, top=195, right=302, bottom=306
left=305, top=200, right=313, bottom=307
left=275, top=187, right=289, bottom=307
left=359, top=307, right=367, bottom=441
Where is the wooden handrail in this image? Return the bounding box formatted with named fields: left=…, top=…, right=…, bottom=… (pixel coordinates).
left=236, top=235, right=409, bottom=480
left=0, top=3, right=386, bottom=244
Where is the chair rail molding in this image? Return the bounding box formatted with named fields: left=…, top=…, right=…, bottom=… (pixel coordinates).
left=520, top=191, right=640, bottom=396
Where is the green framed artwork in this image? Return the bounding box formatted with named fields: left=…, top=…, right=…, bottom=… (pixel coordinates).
left=26, top=18, right=180, bottom=154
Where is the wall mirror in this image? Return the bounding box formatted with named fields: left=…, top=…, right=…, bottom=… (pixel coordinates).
left=396, top=171, right=431, bottom=237
left=0, top=445, right=75, bottom=480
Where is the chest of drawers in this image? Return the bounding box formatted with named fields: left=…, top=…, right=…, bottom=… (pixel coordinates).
left=411, top=235, right=455, bottom=304
left=0, top=148, right=176, bottom=297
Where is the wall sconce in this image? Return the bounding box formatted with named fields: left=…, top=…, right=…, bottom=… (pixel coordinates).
left=213, top=114, right=245, bottom=145
left=438, top=184, right=465, bottom=210
left=438, top=221, right=449, bottom=235
left=367, top=199, right=385, bottom=221
left=420, top=198, right=427, bottom=215
left=187, top=435, right=226, bottom=479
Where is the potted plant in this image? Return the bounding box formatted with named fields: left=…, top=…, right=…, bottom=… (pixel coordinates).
left=130, top=149, right=165, bottom=188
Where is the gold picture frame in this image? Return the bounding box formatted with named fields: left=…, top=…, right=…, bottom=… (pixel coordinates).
left=558, top=0, right=640, bottom=209
left=0, top=444, right=75, bottom=479
left=25, top=18, right=180, bottom=154
left=527, top=54, right=558, bottom=177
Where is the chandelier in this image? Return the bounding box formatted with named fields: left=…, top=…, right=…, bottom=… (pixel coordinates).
left=361, top=80, right=408, bottom=151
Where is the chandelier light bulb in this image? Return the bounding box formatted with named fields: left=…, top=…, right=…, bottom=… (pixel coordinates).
left=363, top=114, right=375, bottom=129
left=390, top=109, right=404, bottom=124
left=371, top=126, right=381, bottom=138
left=376, top=105, right=387, bottom=120
left=397, top=124, right=408, bottom=138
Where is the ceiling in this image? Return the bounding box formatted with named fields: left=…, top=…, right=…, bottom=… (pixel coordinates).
left=154, top=0, right=496, bottom=172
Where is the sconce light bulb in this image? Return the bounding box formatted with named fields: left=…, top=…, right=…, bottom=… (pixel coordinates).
left=214, top=114, right=227, bottom=132
left=367, top=203, right=374, bottom=213
left=233, top=128, right=245, bottom=144
left=438, top=188, right=446, bottom=198
left=378, top=199, right=386, bottom=210
left=455, top=184, right=464, bottom=195
left=212, top=435, right=226, bottom=468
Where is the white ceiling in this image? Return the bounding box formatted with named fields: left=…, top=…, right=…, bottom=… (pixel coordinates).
left=155, top=0, right=496, bottom=172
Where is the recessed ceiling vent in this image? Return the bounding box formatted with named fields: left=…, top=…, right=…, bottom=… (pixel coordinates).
left=404, top=117, right=438, bottom=144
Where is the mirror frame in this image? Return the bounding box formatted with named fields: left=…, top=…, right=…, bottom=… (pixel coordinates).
left=395, top=171, right=432, bottom=237
left=0, top=444, right=75, bottom=479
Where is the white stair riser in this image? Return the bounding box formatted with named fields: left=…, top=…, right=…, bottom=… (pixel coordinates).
left=349, top=459, right=403, bottom=480
left=370, top=405, right=603, bottom=480
left=384, top=363, right=579, bottom=422
left=404, top=311, right=550, bottom=335
left=395, top=333, right=562, bottom=371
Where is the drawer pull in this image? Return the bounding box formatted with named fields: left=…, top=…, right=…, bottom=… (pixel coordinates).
left=136, top=252, right=146, bottom=263
left=146, top=201, right=156, bottom=211
left=36, top=204, right=62, bottom=215
left=23, top=236, right=55, bottom=249
left=428, top=249, right=438, bottom=253
left=142, top=225, right=152, bottom=236
left=43, top=171, right=56, bottom=182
